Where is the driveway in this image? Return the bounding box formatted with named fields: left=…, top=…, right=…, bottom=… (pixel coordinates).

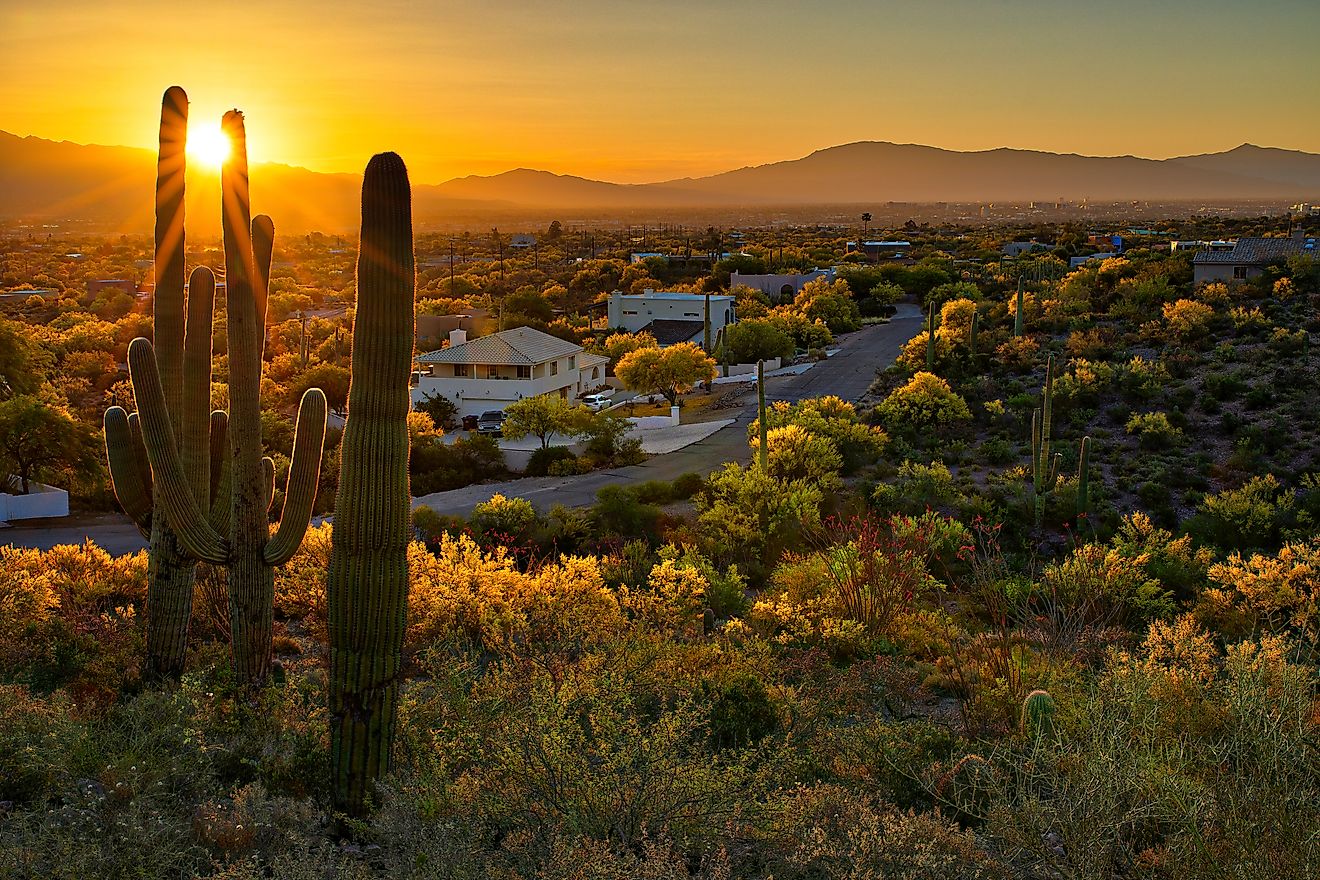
left=1, top=305, right=923, bottom=550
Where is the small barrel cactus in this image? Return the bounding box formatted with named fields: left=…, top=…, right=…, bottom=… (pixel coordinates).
left=1021, top=689, right=1057, bottom=739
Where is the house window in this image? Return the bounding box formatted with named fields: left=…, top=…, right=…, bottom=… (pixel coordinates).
left=487, top=365, right=498, bottom=379
left=550, top=361, right=559, bottom=376
left=453, top=364, right=470, bottom=378
left=568, top=356, right=576, bottom=370
left=516, top=365, right=531, bottom=379
left=623, top=310, right=638, bottom=316
left=684, top=312, right=699, bottom=317
left=1233, top=266, right=1249, bottom=279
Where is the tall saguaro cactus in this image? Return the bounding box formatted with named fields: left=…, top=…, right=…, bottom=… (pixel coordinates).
left=1076, top=435, right=1091, bottom=519
left=127, top=107, right=327, bottom=686
left=328, top=153, right=416, bottom=816
left=756, top=359, right=768, bottom=472
left=1014, top=277, right=1025, bottom=338
left=104, top=87, right=214, bottom=678
left=926, top=302, right=937, bottom=370
left=1031, top=355, right=1061, bottom=527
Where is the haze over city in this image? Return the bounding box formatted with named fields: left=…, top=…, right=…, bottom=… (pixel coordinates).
left=4, top=0, right=1319, bottom=184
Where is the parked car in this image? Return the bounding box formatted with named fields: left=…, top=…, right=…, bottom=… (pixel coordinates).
left=476, top=410, right=506, bottom=436
left=461, top=414, right=479, bottom=431
left=581, top=390, right=615, bottom=411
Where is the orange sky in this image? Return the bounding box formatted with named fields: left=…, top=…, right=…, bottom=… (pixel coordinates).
left=3, top=0, right=1317, bottom=184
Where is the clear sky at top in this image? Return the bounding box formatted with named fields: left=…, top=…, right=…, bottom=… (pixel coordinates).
left=2, top=0, right=1316, bottom=184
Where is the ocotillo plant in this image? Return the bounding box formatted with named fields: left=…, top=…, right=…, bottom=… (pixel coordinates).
left=1021, top=689, right=1057, bottom=739
left=103, top=86, right=215, bottom=679
left=1014, top=277, right=1025, bottom=337
left=968, top=310, right=979, bottom=359
left=1076, top=435, right=1091, bottom=519
left=129, top=109, right=327, bottom=686
left=756, top=359, right=768, bottom=471
left=327, top=153, right=415, bottom=816
left=1031, top=356, right=1060, bottom=527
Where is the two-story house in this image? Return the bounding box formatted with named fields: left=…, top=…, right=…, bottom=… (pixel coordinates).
left=606, top=290, right=735, bottom=347
left=411, top=326, right=608, bottom=418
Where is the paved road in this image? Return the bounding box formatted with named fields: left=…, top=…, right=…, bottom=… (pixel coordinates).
left=412, top=304, right=923, bottom=517
left=1, top=305, right=922, bottom=549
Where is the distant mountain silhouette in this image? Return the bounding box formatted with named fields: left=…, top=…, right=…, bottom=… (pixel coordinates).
left=3, top=132, right=1317, bottom=232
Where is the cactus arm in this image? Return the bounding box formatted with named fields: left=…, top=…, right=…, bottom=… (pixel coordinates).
left=154, top=86, right=189, bottom=425
left=127, top=412, right=153, bottom=501
left=253, top=215, right=275, bottom=364
left=182, top=266, right=215, bottom=506
left=264, top=388, right=327, bottom=566
left=104, top=406, right=152, bottom=537
left=262, top=456, right=276, bottom=513
left=128, top=338, right=229, bottom=563
left=209, top=410, right=231, bottom=533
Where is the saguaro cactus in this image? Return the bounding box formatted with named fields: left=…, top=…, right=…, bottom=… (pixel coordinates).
left=1076, top=435, right=1091, bottom=518
left=103, top=86, right=215, bottom=678
left=969, top=310, right=979, bottom=359
left=756, top=359, right=768, bottom=472
left=926, top=302, right=936, bottom=370
left=128, top=109, right=327, bottom=686
left=328, top=153, right=416, bottom=816
left=1031, top=356, right=1060, bottom=527
left=1014, top=277, right=1025, bottom=338
left=703, top=292, right=712, bottom=354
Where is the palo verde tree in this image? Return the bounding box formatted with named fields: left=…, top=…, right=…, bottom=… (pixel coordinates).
left=0, top=395, right=96, bottom=495
left=615, top=342, right=716, bottom=408
left=502, top=394, right=585, bottom=449
left=122, top=101, right=327, bottom=686
left=327, top=152, right=415, bottom=816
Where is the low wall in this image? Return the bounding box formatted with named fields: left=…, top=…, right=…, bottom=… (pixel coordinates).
left=0, top=481, right=70, bottom=522
left=722, top=358, right=780, bottom=377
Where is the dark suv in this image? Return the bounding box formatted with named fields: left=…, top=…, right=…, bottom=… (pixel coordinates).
left=476, top=410, right=507, bottom=436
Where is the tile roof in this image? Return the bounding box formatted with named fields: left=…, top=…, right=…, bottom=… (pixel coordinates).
left=1193, top=237, right=1315, bottom=265
left=414, top=326, right=583, bottom=366
left=638, top=319, right=705, bottom=346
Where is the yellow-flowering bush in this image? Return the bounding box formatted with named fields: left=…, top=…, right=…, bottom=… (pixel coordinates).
left=876, top=372, right=972, bottom=432
left=748, top=424, right=842, bottom=487
left=1199, top=541, right=1320, bottom=643
left=1162, top=299, right=1214, bottom=343
left=994, top=335, right=1040, bottom=371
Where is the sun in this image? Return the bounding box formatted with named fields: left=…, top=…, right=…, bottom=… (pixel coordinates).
left=188, top=124, right=232, bottom=168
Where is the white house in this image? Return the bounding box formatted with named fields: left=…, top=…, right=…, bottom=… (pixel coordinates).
left=607, top=290, right=735, bottom=346
left=411, top=326, right=608, bottom=418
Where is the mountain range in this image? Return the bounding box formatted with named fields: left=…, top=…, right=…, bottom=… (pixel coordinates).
left=3, top=131, right=1317, bottom=233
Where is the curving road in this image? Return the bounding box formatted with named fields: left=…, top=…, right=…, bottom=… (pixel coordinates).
left=1, top=305, right=922, bottom=551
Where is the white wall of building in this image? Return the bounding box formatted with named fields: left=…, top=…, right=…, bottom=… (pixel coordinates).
left=412, top=361, right=608, bottom=417
left=0, top=481, right=70, bottom=522
left=607, top=291, right=735, bottom=336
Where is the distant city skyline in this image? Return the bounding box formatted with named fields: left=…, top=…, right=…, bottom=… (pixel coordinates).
left=3, top=0, right=1317, bottom=185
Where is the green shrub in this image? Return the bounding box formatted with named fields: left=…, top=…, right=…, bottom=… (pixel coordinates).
left=1125, top=411, right=1182, bottom=449
left=526, top=445, right=577, bottom=476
